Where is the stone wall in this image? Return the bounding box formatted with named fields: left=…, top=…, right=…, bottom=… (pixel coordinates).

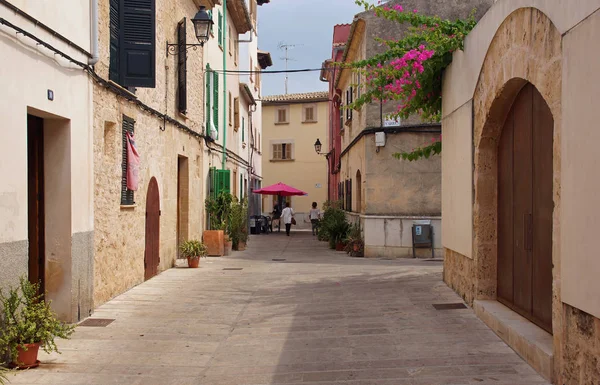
left=562, top=305, right=600, bottom=384
left=93, top=0, right=207, bottom=306
left=443, top=249, right=475, bottom=304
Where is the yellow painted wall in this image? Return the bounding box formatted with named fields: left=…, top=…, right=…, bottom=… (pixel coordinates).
left=262, top=100, right=328, bottom=214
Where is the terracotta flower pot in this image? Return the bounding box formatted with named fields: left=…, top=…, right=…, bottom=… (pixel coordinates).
left=203, top=230, right=224, bottom=256
left=224, top=240, right=233, bottom=256
left=238, top=241, right=246, bottom=251
left=14, top=343, right=40, bottom=369
left=187, top=257, right=200, bottom=268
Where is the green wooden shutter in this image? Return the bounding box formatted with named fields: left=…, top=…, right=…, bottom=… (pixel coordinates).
left=209, top=167, right=217, bottom=199
left=218, top=11, right=223, bottom=46
left=215, top=169, right=230, bottom=195
left=213, top=71, right=219, bottom=134
left=208, top=10, right=213, bottom=34
left=120, top=0, right=156, bottom=88
left=205, top=65, right=211, bottom=131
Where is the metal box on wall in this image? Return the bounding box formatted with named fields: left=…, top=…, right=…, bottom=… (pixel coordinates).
left=412, top=220, right=434, bottom=258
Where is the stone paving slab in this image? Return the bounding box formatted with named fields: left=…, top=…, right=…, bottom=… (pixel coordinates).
left=7, top=232, right=549, bottom=385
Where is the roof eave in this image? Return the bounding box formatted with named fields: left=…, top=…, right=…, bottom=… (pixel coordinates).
left=239, top=83, right=257, bottom=105
left=228, top=0, right=252, bottom=34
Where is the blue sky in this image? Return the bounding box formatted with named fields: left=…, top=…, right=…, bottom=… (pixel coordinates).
left=258, top=0, right=364, bottom=97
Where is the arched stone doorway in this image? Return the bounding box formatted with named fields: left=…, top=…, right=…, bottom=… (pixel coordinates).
left=497, top=83, right=553, bottom=333
left=144, top=177, right=160, bottom=281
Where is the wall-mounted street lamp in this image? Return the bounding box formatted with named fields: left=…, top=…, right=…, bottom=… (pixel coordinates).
left=166, top=6, right=213, bottom=56
left=314, top=138, right=324, bottom=155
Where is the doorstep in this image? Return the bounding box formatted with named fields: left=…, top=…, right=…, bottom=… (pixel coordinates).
left=474, top=300, right=554, bottom=383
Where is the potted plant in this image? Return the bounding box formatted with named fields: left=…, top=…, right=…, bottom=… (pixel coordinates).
left=229, top=198, right=248, bottom=251
left=345, top=223, right=364, bottom=257
left=204, top=192, right=233, bottom=256
left=179, top=240, right=208, bottom=268
left=0, top=277, right=75, bottom=369
left=319, top=203, right=350, bottom=250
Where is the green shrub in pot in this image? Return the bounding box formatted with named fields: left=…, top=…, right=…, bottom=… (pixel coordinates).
left=0, top=277, right=75, bottom=368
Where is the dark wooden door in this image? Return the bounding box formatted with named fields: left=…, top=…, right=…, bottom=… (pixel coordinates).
left=497, top=83, right=553, bottom=333
left=27, top=115, right=45, bottom=294
left=144, top=177, right=160, bottom=281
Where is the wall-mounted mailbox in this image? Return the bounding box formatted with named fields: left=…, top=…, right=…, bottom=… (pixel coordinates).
left=412, top=220, right=434, bottom=258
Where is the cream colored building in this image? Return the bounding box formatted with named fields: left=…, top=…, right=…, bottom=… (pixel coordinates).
left=0, top=0, right=95, bottom=322
left=93, top=0, right=214, bottom=306
left=442, top=1, right=600, bottom=383
left=261, top=92, right=329, bottom=225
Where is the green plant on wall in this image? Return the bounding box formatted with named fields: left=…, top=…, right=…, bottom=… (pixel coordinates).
left=229, top=197, right=248, bottom=249
left=346, top=0, right=477, bottom=161
left=0, top=278, right=75, bottom=365
left=205, top=192, right=233, bottom=231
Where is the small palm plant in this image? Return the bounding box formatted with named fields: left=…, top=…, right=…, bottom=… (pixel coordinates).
left=179, top=240, right=208, bottom=268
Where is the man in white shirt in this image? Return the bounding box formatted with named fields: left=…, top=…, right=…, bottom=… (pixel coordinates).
left=281, top=202, right=294, bottom=236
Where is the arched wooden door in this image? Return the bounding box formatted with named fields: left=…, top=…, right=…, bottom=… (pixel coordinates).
left=497, top=83, right=553, bottom=333
left=144, top=177, right=160, bottom=281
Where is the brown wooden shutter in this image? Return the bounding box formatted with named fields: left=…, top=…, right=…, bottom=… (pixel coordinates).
left=121, top=115, right=135, bottom=205
left=234, top=98, right=240, bottom=130
left=120, top=0, right=156, bottom=88
left=177, top=18, right=187, bottom=113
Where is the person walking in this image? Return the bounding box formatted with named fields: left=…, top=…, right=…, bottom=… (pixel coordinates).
left=309, top=202, right=321, bottom=236
left=281, top=202, right=294, bottom=236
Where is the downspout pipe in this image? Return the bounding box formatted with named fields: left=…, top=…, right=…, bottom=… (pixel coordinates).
left=88, top=0, right=99, bottom=65
left=221, top=0, right=228, bottom=170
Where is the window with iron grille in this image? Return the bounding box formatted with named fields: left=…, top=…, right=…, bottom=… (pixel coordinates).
left=272, top=143, right=292, bottom=160
left=121, top=115, right=135, bottom=205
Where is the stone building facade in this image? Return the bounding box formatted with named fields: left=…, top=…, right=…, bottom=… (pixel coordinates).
left=0, top=0, right=95, bottom=322
left=261, top=93, right=329, bottom=225
left=442, top=1, right=600, bottom=383
left=323, top=0, right=493, bottom=258
left=93, top=0, right=213, bottom=306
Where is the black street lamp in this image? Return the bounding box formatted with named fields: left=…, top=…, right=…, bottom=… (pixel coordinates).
left=166, top=6, right=213, bottom=56
left=191, top=6, right=213, bottom=44
left=314, top=138, right=323, bottom=155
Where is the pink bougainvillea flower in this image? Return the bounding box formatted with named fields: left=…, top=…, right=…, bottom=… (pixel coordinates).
left=394, top=4, right=404, bottom=12
left=413, top=9, right=418, bottom=13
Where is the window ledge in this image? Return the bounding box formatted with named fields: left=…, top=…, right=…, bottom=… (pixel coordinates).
left=108, top=81, right=137, bottom=99
left=120, top=204, right=136, bottom=209
left=302, top=120, right=318, bottom=124
left=274, top=122, right=289, bottom=125
left=270, top=159, right=294, bottom=162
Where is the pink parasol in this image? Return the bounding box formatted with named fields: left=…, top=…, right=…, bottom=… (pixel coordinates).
left=253, top=182, right=307, bottom=197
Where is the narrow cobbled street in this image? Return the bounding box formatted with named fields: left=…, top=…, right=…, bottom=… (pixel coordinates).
left=12, top=233, right=548, bottom=385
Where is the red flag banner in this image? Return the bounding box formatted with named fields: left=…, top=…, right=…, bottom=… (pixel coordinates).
left=126, top=132, right=140, bottom=191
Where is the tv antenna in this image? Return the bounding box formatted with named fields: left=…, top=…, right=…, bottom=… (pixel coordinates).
left=278, top=41, right=303, bottom=94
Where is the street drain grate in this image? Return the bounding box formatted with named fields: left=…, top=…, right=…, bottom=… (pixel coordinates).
left=79, top=318, right=115, bottom=327
left=272, top=259, right=286, bottom=261
left=432, top=303, right=467, bottom=310
left=223, top=268, right=243, bottom=270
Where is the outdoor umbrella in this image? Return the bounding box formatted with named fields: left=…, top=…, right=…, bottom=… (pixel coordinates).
left=253, top=182, right=307, bottom=232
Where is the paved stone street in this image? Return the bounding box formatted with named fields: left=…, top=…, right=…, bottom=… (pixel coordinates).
left=10, top=233, right=549, bottom=385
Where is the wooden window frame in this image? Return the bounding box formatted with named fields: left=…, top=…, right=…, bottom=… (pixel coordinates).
left=302, top=104, right=317, bottom=123
left=271, top=142, right=293, bottom=161
left=234, top=97, right=240, bottom=131
left=275, top=106, right=289, bottom=124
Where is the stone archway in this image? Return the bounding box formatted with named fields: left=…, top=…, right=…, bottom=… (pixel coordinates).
left=472, top=5, right=562, bottom=342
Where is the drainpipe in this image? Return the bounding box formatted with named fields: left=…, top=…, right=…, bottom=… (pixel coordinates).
left=88, top=0, right=99, bottom=65
left=221, top=0, right=228, bottom=169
